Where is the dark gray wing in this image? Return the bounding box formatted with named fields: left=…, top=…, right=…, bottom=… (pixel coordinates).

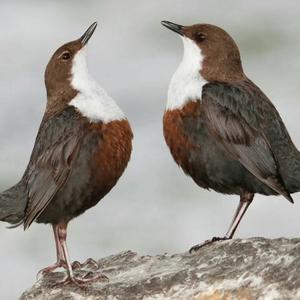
left=23, top=107, right=83, bottom=229
left=202, top=81, right=293, bottom=202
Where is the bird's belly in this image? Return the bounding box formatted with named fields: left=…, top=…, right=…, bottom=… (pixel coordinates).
left=163, top=102, right=273, bottom=195
left=37, top=120, right=132, bottom=224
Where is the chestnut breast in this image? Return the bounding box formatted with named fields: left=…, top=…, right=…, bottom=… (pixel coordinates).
left=87, top=119, right=133, bottom=194
left=163, top=101, right=202, bottom=176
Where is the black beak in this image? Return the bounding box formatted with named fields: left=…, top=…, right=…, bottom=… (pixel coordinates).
left=80, top=22, right=98, bottom=46
left=161, top=21, right=183, bottom=36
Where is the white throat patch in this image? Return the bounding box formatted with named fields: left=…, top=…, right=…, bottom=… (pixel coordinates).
left=167, top=37, right=207, bottom=110
left=69, top=48, right=125, bottom=123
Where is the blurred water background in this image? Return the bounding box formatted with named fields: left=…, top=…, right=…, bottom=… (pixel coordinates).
left=1, top=1, right=300, bottom=298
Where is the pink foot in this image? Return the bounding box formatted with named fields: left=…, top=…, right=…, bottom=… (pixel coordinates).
left=60, top=272, right=109, bottom=287
left=37, top=260, right=67, bottom=279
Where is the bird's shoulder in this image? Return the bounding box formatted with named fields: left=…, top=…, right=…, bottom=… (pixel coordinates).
left=29, top=106, right=85, bottom=162
left=202, top=79, right=294, bottom=147
left=202, top=79, right=280, bottom=126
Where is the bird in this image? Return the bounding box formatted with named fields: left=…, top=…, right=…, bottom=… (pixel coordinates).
left=161, top=21, right=299, bottom=253
left=0, top=22, right=133, bottom=285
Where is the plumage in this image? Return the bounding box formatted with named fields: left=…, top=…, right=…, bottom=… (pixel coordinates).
left=162, top=21, right=299, bottom=251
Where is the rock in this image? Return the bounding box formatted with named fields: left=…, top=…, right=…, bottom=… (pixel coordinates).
left=20, top=238, right=300, bottom=300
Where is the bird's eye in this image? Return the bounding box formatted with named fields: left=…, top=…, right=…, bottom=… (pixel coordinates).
left=61, top=51, right=71, bottom=60
left=195, top=32, right=206, bottom=43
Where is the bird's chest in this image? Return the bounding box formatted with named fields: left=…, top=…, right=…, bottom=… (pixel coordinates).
left=84, top=120, right=133, bottom=191
left=163, top=100, right=207, bottom=175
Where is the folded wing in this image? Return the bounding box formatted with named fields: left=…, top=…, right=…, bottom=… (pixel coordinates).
left=23, top=107, right=83, bottom=229
left=202, top=82, right=293, bottom=203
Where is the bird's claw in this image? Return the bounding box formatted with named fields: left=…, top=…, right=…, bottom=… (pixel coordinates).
left=189, top=236, right=230, bottom=253
left=71, top=261, right=82, bottom=270
left=71, top=258, right=99, bottom=270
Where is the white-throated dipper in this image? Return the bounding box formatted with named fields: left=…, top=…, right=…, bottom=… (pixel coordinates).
left=0, top=22, right=133, bottom=284
left=161, top=21, right=299, bottom=252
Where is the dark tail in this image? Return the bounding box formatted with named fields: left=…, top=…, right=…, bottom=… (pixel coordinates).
left=0, top=183, right=26, bottom=225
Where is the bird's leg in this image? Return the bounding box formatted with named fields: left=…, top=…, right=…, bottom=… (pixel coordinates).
left=56, top=222, right=108, bottom=286
left=37, top=224, right=67, bottom=278
left=189, top=192, right=254, bottom=253
left=224, top=192, right=254, bottom=239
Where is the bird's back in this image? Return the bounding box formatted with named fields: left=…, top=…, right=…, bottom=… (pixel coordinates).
left=242, top=80, right=300, bottom=192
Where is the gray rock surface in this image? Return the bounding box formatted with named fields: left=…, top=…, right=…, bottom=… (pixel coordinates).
left=21, top=238, right=300, bottom=300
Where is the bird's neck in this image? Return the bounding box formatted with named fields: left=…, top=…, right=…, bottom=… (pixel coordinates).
left=45, top=86, right=78, bottom=118
left=69, top=49, right=125, bottom=123
left=167, top=37, right=207, bottom=110
left=200, top=56, right=245, bottom=82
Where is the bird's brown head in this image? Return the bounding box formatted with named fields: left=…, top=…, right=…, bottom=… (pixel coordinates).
left=161, top=21, right=244, bottom=82
left=44, top=22, right=97, bottom=114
